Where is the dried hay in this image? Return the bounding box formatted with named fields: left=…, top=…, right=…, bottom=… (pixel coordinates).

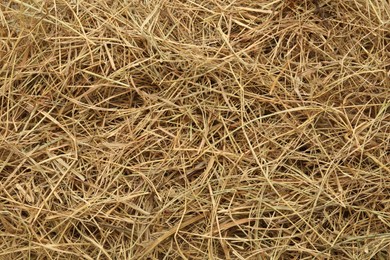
left=0, top=0, right=389, bottom=259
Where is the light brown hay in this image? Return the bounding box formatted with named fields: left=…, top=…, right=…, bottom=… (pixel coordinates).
left=0, top=0, right=389, bottom=259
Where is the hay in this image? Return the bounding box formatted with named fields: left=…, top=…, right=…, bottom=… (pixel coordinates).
left=0, top=0, right=389, bottom=259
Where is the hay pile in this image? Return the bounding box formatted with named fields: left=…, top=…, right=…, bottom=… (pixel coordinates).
left=1, top=0, right=389, bottom=259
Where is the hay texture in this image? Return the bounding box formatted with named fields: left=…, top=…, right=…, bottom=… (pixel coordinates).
left=1, top=0, right=389, bottom=259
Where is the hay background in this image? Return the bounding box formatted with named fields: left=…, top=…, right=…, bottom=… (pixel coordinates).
left=0, top=0, right=389, bottom=259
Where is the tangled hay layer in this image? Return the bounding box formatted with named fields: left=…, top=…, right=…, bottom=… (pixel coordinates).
left=0, top=0, right=389, bottom=259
